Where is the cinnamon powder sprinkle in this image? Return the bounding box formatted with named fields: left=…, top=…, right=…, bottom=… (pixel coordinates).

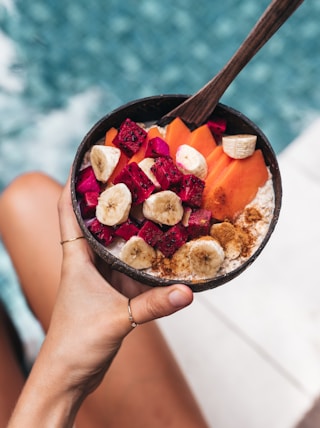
left=244, top=207, right=263, bottom=223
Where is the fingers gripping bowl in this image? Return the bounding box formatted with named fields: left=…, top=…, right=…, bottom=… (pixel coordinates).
left=71, top=95, right=282, bottom=292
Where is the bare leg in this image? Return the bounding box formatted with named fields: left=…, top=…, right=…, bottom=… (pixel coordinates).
left=0, top=303, right=25, bottom=427
left=0, top=172, right=208, bottom=428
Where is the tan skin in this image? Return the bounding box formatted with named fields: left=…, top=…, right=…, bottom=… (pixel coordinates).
left=0, top=172, right=209, bottom=428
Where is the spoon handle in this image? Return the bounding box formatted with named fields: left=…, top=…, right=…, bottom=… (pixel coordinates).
left=161, top=0, right=304, bottom=127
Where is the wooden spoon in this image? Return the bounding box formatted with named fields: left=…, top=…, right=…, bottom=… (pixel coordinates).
left=160, top=0, right=304, bottom=128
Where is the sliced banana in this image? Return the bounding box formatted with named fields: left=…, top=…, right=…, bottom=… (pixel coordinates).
left=222, top=134, right=257, bottom=159
left=120, top=236, right=156, bottom=269
left=96, top=183, right=132, bottom=226
left=143, top=190, right=183, bottom=226
left=171, top=243, right=193, bottom=277
left=188, top=237, right=225, bottom=278
left=90, top=145, right=121, bottom=182
left=176, top=144, right=208, bottom=180
left=138, top=157, right=161, bottom=188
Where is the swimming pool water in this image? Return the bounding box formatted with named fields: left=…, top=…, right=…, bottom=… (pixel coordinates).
left=1, top=0, right=319, bottom=188
left=0, top=0, right=319, bottom=343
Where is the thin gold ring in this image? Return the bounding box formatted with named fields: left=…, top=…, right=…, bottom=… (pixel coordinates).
left=60, top=236, right=85, bottom=245
left=128, top=298, right=138, bottom=328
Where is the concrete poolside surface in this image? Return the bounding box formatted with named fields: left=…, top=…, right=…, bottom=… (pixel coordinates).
left=158, top=118, right=320, bottom=428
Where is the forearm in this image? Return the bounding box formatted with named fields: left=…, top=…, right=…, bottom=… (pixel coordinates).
left=8, top=340, right=84, bottom=428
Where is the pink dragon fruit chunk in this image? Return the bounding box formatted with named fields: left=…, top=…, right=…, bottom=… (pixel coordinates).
left=150, top=156, right=183, bottom=190
left=144, top=137, right=170, bottom=158
left=115, top=219, right=139, bottom=241
left=113, top=162, right=155, bottom=205
left=88, top=218, right=114, bottom=246
left=207, top=117, right=227, bottom=136
left=98, top=225, right=115, bottom=246
left=156, top=223, right=188, bottom=258
left=186, top=208, right=212, bottom=239
left=112, top=118, right=147, bottom=158
left=76, top=166, right=100, bottom=194
left=138, top=220, right=164, bottom=247
left=177, top=174, right=205, bottom=208
left=88, top=218, right=103, bottom=235
left=80, top=191, right=99, bottom=219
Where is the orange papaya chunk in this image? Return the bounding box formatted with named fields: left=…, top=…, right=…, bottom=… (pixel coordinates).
left=104, top=127, right=118, bottom=147
left=104, top=126, right=128, bottom=182
left=146, top=126, right=163, bottom=141
left=188, top=124, right=217, bottom=157
left=129, top=127, right=163, bottom=164
left=202, top=150, right=269, bottom=220
left=203, top=151, right=233, bottom=200
left=206, top=146, right=232, bottom=177
left=129, top=139, right=148, bottom=164
left=206, top=146, right=224, bottom=171
left=165, top=117, right=191, bottom=159
left=109, top=152, right=129, bottom=183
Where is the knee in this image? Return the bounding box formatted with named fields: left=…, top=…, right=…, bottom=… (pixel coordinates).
left=1, top=172, right=49, bottom=203
left=0, top=172, right=61, bottom=217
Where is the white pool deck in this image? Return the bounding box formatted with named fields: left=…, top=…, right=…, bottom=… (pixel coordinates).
left=158, top=118, right=320, bottom=428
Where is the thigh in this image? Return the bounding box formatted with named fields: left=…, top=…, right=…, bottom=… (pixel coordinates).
left=0, top=172, right=63, bottom=330
left=0, top=304, right=25, bottom=427
left=79, top=321, right=208, bottom=428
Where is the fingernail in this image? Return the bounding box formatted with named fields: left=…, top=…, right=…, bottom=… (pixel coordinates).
left=169, top=288, right=191, bottom=308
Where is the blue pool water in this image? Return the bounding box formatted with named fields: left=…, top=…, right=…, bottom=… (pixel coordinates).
left=0, top=0, right=319, bottom=347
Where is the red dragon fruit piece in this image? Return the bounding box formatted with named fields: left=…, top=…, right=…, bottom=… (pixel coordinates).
left=138, top=220, right=164, bottom=247
left=156, top=223, right=188, bottom=258
left=88, top=218, right=103, bottom=235
left=144, top=137, right=170, bottom=158
left=186, top=208, right=212, bottom=239
left=88, top=218, right=114, bottom=245
left=98, top=225, right=115, bottom=246
left=151, top=156, right=183, bottom=190
left=113, top=162, right=155, bottom=205
left=112, top=118, right=147, bottom=158
left=79, top=191, right=99, bottom=219
left=115, top=219, right=139, bottom=240
left=76, top=166, right=100, bottom=195
left=177, top=174, right=205, bottom=208
left=207, top=117, right=227, bottom=136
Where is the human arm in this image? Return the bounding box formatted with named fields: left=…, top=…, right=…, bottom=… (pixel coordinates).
left=8, top=173, right=193, bottom=428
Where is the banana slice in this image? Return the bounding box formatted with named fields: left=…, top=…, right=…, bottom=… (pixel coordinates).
left=171, top=242, right=193, bottom=277
left=90, top=145, right=121, bottom=182
left=143, top=190, right=183, bottom=226
left=120, top=236, right=156, bottom=269
left=188, top=237, right=225, bottom=278
left=138, top=157, right=161, bottom=188
left=96, top=183, right=132, bottom=226
left=176, top=144, right=208, bottom=179
left=222, top=134, right=257, bottom=159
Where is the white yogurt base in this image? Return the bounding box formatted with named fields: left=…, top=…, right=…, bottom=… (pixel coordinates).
left=106, top=170, right=275, bottom=282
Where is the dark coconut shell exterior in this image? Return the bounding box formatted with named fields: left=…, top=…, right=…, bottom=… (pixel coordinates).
left=71, top=95, right=282, bottom=292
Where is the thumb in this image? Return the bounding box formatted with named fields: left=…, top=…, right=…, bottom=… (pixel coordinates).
left=127, top=284, right=193, bottom=326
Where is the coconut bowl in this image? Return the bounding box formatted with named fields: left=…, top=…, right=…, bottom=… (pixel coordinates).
left=71, top=94, right=282, bottom=292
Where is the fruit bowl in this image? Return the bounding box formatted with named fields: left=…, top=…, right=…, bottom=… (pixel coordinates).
left=71, top=94, right=282, bottom=292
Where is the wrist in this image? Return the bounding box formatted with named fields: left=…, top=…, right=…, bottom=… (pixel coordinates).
left=8, top=338, right=86, bottom=428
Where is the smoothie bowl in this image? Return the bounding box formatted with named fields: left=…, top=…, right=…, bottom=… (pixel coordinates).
left=71, top=95, right=282, bottom=292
